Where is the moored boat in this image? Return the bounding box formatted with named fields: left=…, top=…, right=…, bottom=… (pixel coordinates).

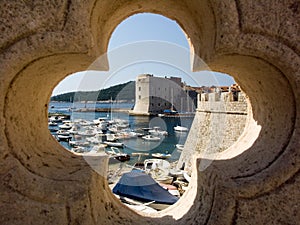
left=174, top=125, right=188, bottom=132
left=104, top=141, right=124, bottom=148
left=142, top=135, right=161, bottom=142
left=175, top=144, right=184, bottom=151
left=112, top=171, right=178, bottom=210
left=151, top=153, right=171, bottom=159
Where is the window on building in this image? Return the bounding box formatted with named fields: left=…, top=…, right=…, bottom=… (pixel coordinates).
left=139, top=87, right=141, bottom=91
left=139, top=95, right=141, bottom=100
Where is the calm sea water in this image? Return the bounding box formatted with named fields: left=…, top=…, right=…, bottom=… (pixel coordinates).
left=49, top=102, right=194, bottom=163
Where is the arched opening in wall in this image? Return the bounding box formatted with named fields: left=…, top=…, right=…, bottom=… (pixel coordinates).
left=48, top=13, right=249, bottom=213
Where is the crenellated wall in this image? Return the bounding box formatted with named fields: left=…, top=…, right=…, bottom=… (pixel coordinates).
left=0, top=1, right=299, bottom=224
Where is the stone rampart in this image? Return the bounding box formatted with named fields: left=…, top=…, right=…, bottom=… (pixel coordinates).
left=178, top=91, right=248, bottom=172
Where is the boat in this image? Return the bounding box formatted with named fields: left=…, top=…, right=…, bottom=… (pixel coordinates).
left=174, top=125, right=188, bottom=132
left=103, top=141, right=124, bottom=148
left=183, top=172, right=191, bottom=183
left=77, top=129, right=96, bottom=137
left=114, top=154, right=130, bottom=162
left=118, top=196, right=157, bottom=213
left=112, top=171, right=178, bottom=210
left=143, top=159, right=173, bottom=184
left=58, top=123, right=73, bottom=130
left=142, top=135, right=161, bottom=141
left=90, top=144, right=107, bottom=152
left=175, top=144, right=184, bottom=151
left=163, top=109, right=178, bottom=115
left=131, top=152, right=150, bottom=157
left=132, top=162, right=145, bottom=171
left=69, top=140, right=89, bottom=147
left=105, top=147, right=130, bottom=162
left=155, top=176, right=174, bottom=185
left=57, top=135, right=72, bottom=142
left=49, top=128, right=58, bottom=133
left=56, top=130, right=70, bottom=136
left=149, top=127, right=168, bottom=136
left=144, top=159, right=170, bottom=173
left=93, top=117, right=109, bottom=125
left=49, top=116, right=63, bottom=123
left=71, top=146, right=86, bottom=153
left=159, top=183, right=180, bottom=197
left=48, top=121, right=58, bottom=126
left=151, top=153, right=171, bottom=159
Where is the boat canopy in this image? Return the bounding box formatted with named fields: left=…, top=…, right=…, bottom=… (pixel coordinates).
left=112, top=171, right=178, bottom=205
left=163, top=109, right=178, bottom=114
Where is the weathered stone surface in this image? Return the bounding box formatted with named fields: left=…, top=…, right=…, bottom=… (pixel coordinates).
left=0, top=0, right=299, bottom=224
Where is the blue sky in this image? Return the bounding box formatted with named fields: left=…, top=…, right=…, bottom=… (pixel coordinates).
left=108, top=13, right=190, bottom=50
left=52, top=13, right=234, bottom=96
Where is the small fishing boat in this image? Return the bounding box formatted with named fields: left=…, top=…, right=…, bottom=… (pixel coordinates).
left=174, top=125, right=188, bottom=132
left=105, top=147, right=130, bottom=162
left=49, top=128, right=58, bottom=133
left=143, top=159, right=173, bottom=184
left=114, top=154, right=130, bottom=162
left=175, top=144, right=184, bottom=151
left=103, top=141, right=124, bottom=148
left=131, top=152, right=150, bottom=157
left=149, top=127, right=168, bottom=136
left=58, top=123, right=73, bottom=130
left=142, top=135, right=161, bottom=142
left=69, top=140, right=89, bottom=147
left=57, top=135, right=72, bottom=142
left=56, top=130, right=70, bottom=136
left=48, top=121, right=58, bottom=126
left=151, top=153, right=171, bottom=159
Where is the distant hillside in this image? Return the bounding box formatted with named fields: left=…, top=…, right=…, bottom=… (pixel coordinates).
left=51, top=81, right=135, bottom=102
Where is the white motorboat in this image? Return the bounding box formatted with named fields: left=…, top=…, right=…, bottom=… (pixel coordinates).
left=69, top=140, right=89, bottom=147
left=93, top=117, right=108, bottom=124
left=77, top=129, right=96, bottom=137
left=59, top=123, right=72, bottom=130
left=86, top=134, right=105, bottom=144
left=105, top=147, right=130, bottom=162
left=57, top=135, right=71, bottom=142
left=174, top=125, right=188, bottom=132
left=175, top=144, right=184, bottom=151
left=103, top=141, right=124, bottom=148
left=144, top=159, right=171, bottom=182
left=142, top=135, right=161, bottom=142
left=48, top=121, right=58, bottom=126
left=149, top=127, right=168, bottom=136
left=151, top=153, right=171, bottom=159
left=56, top=130, right=70, bottom=136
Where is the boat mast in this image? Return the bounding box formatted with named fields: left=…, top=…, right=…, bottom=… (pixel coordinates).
left=110, top=96, right=113, bottom=120
left=171, top=88, right=174, bottom=111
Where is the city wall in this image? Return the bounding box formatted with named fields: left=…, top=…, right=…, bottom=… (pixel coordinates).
left=178, top=91, right=249, bottom=172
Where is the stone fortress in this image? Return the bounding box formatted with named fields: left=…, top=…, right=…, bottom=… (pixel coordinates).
left=130, top=74, right=197, bottom=115
left=0, top=1, right=299, bottom=225
left=179, top=86, right=249, bottom=173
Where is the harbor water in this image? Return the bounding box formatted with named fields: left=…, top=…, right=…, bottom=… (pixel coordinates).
left=49, top=101, right=194, bottom=164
